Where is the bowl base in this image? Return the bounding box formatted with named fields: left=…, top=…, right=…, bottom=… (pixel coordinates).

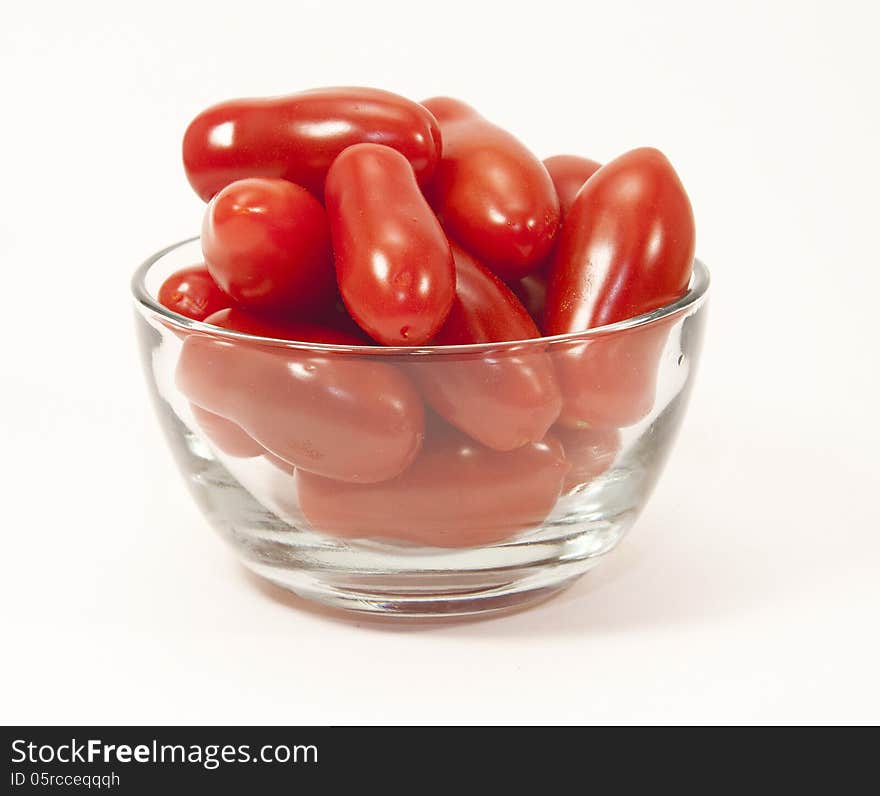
left=162, top=407, right=635, bottom=619
left=241, top=557, right=601, bottom=618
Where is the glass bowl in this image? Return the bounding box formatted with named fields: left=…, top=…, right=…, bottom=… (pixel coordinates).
left=133, top=238, right=709, bottom=618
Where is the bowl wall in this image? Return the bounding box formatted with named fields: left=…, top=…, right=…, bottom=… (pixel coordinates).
left=134, top=239, right=708, bottom=617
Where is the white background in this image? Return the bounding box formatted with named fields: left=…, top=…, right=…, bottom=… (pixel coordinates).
left=2, top=0, right=878, bottom=725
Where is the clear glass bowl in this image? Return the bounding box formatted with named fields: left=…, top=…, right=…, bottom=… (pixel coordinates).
left=133, top=238, right=709, bottom=617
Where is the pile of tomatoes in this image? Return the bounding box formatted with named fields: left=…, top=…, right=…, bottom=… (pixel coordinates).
left=159, top=86, right=695, bottom=547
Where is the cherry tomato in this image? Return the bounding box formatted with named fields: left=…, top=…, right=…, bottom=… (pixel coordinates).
left=554, top=426, right=620, bottom=494
left=507, top=274, right=547, bottom=329
left=157, top=264, right=229, bottom=321
left=296, top=420, right=569, bottom=547
left=325, top=144, right=455, bottom=346
left=413, top=243, right=561, bottom=450
left=421, top=97, right=560, bottom=280
left=542, top=155, right=602, bottom=219
left=545, top=148, right=694, bottom=429
left=190, top=404, right=265, bottom=458
left=201, top=177, right=335, bottom=315
left=183, top=87, right=442, bottom=201
left=176, top=309, right=425, bottom=482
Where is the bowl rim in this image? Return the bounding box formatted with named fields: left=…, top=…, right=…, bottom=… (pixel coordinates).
left=132, top=237, right=710, bottom=355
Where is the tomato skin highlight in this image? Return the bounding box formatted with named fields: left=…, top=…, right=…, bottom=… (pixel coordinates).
left=201, top=177, right=335, bottom=315
left=325, top=144, right=455, bottom=346
left=183, top=87, right=442, bottom=200
left=545, top=148, right=694, bottom=429
left=176, top=309, right=425, bottom=483
left=296, top=422, right=569, bottom=548
left=158, top=265, right=229, bottom=321
left=413, top=243, right=561, bottom=450
left=543, top=155, right=602, bottom=219
left=422, top=97, right=560, bottom=280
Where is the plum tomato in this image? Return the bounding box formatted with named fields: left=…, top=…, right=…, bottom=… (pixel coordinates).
left=413, top=242, right=561, bottom=450
left=157, top=264, right=229, bottom=321
left=545, top=147, right=694, bottom=331
left=190, top=404, right=265, bottom=458
left=542, top=154, right=602, bottom=219
left=421, top=97, right=560, bottom=280
left=176, top=309, right=425, bottom=482
left=432, top=243, right=539, bottom=346
left=325, top=144, right=455, bottom=346
left=183, top=86, right=442, bottom=200
left=296, top=419, right=569, bottom=547
left=201, top=177, right=335, bottom=315
left=191, top=400, right=295, bottom=473
left=202, top=306, right=366, bottom=346
left=553, top=318, right=675, bottom=429
left=545, top=148, right=694, bottom=429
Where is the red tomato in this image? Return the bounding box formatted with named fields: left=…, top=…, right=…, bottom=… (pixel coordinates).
left=545, top=147, right=694, bottom=330
left=413, top=243, right=561, bottom=450
left=433, top=243, right=538, bottom=345
left=201, top=177, right=335, bottom=315
left=542, top=155, right=602, bottom=219
left=538, top=156, right=602, bottom=279
left=545, top=148, right=694, bottom=428
left=183, top=87, right=442, bottom=200
left=325, top=144, right=455, bottom=346
left=296, top=421, right=569, bottom=547
left=553, top=319, right=674, bottom=429
left=190, top=404, right=265, bottom=458
left=157, top=264, right=229, bottom=321
left=554, top=426, right=620, bottom=493
left=507, top=274, right=547, bottom=329
left=421, top=97, right=560, bottom=280
left=191, top=399, right=295, bottom=472
left=203, top=306, right=366, bottom=345
left=176, top=310, right=425, bottom=482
